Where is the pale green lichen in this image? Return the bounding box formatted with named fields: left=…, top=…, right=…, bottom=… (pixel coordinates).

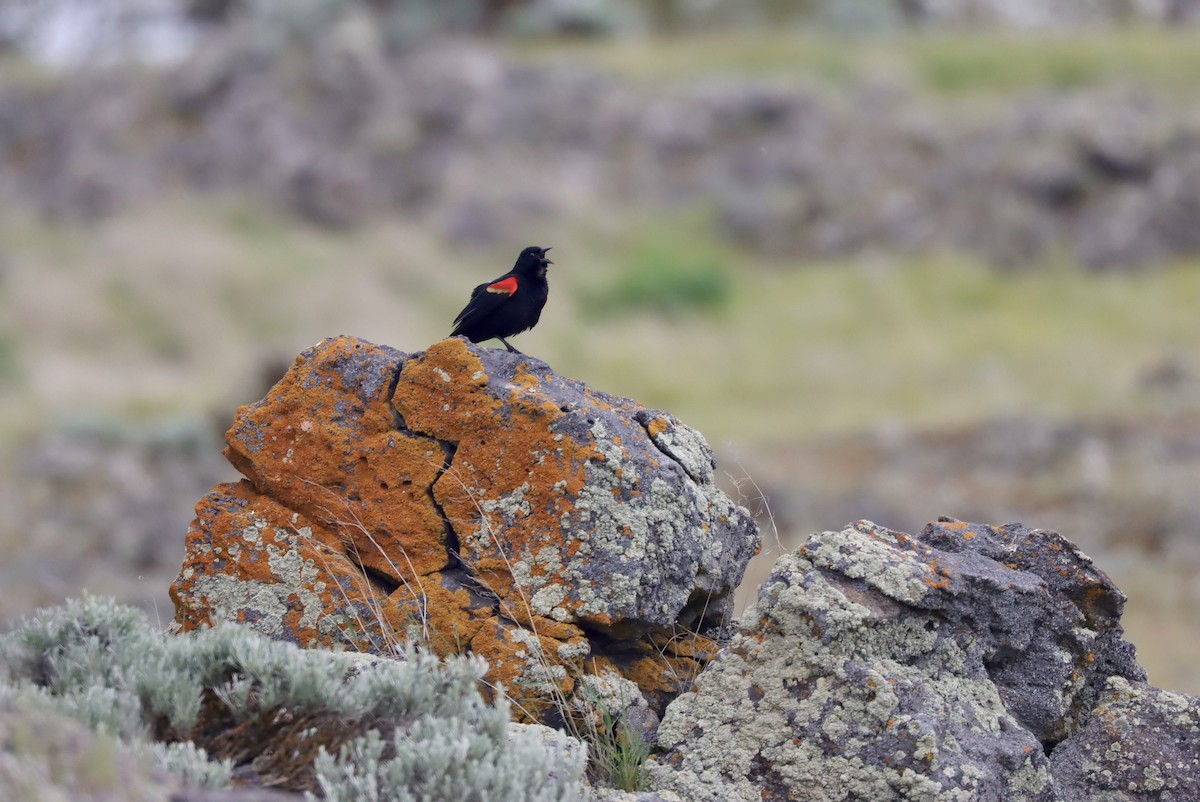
left=566, top=467, right=699, bottom=622
left=1142, top=763, right=1165, bottom=791
left=556, top=640, right=592, bottom=661
left=182, top=518, right=344, bottom=642
left=803, top=525, right=934, bottom=605
left=510, top=544, right=568, bottom=608
left=1051, top=675, right=1199, bottom=796
left=510, top=629, right=569, bottom=696
left=480, top=482, right=533, bottom=522
left=647, top=537, right=1054, bottom=802
left=1006, top=759, right=1052, bottom=797
left=531, top=584, right=569, bottom=618
left=577, top=671, right=648, bottom=715
left=642, top=419, right=713, bottom=485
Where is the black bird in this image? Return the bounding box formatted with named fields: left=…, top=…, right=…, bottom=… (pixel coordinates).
left=450, top=246, right=552, bottom=354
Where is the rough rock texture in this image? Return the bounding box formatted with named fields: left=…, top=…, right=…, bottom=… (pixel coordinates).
left=587, top=791, right=684, bottom=802
left=1049, top=676, right=1200, bottom=801
left=647, top=518, right=1147, bottom=802
left=170, top=335, right=759, bottom=723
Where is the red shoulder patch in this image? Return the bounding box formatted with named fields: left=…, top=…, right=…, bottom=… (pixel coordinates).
left=486, top=276, right=519, bottom=295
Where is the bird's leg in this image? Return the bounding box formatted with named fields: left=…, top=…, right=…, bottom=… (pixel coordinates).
left=499, top=337, right=522, bottom=354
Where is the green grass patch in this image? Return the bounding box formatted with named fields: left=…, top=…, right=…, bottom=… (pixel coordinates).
left=579, top=231, right=732, bottom=317
left=517, top=28, right=1200, bottom=97
left=4, top=200, right=1200, bottom=447
left=208, top=197, right=350, bottom=281
left=586, top=703, right=652, bottom=792
left=906, top=29, right=1200, bottom=94
left=0, top=333, right=21, bottom=384
left=556, top=250, right=1200, bottom=440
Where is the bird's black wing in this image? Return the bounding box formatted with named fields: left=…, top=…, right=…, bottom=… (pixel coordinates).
left=450, top=274, right=519, bottom=334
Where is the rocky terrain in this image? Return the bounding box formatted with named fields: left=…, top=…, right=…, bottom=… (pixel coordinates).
left=158, top=336, right=1199, bottom=799
left=3, top=6, right=1199, bottom=797
left=4, top=25, right=1200, bottom=270
left=5, top=347, right=1200, bottom=692
left=651, top=519, right=1199, bottom=801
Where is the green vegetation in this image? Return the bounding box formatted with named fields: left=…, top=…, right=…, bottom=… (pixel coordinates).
left=0, top=333, right=19, bottom=384
left=0, top=596, right=587, bottom=800
left=4, top=204, right=1199, bottom=443
left=104, top=278, right=189, bottom=361
left=519, top=28, right=1200, bottom=97
left=558, top=244, right=1200, bottom=439
left=579, top=231, right=732, bottom=317
left=584, top=702, right=652, bottom=792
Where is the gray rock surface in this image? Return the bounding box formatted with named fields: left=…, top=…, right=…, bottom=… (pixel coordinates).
left=1049, top=676, right=1200, bottom=801
left=646, top=518, right=1147, bottom=802
left=406, top=339, right=760, bottom=630
left=587, top=791, right=684, bottom=802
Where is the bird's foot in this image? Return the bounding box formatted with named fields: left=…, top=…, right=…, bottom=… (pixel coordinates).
left=499, top=338, right=523, bottom=355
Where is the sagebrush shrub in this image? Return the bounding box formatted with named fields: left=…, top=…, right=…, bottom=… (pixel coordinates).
left=0, top=596, right=586, bottom=800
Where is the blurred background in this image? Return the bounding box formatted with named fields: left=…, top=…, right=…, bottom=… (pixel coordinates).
left=1, top=0, right=1199, bottom=692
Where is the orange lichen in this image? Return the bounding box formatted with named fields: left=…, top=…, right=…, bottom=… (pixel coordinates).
left=1078, top=585, right=1116, bottom=621
left=586, top=655, right=623, bottom=678
left=645, top=417, right=669, bottom=438
left=624, top=654, right=703, bottom=696
left=496, top=601, right=585, bottom=642
left=175, top=336, right=747, bottom=727
left=396, top=339, right=597, bottom=612
left=467, top=619, right=578, bottom=722
left=511, top=364, right=546, bottom=394
left=224, top=336, right=449, bottom=581
left=378, top=571, right=495, bottom=657
left=392, top=339, right=498, bottom=437
left=648, top=629, right=720, bottom=661
left=922, top=558, right=953, bottom=590
left=170, top=479, right=388, bottom=651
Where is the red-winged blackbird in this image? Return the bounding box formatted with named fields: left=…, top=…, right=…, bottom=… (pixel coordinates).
left=450, top=246, right=552, bottom=354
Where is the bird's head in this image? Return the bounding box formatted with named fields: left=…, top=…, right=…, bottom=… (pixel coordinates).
left=515, top=246, right=553, bottom=278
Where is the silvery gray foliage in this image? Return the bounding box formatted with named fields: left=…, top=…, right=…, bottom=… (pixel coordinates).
left=313, top=703, right=587, bottom=802
left=0, top=596, right=235, bottom=788
left=144, top=740, right=235, bottom=789
left=0, top=595, right=587, bottom=800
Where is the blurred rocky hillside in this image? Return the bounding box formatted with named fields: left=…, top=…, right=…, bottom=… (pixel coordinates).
left=4, top=2, right=1200, bottom=269
left=3, top=1, right=1200, bottom=695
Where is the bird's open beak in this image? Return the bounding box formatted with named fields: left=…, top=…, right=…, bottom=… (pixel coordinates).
left=544, top=247, right=553, bottom=265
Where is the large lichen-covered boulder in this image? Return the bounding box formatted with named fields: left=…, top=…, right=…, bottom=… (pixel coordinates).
left=646, top=518, right=1147, bottom=802
left=170, top=336, right=759, bottom=723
